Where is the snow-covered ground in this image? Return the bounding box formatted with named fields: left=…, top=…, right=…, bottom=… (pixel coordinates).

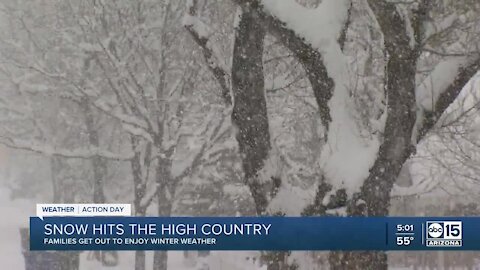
left=0, top=186, right=33, bottom=269
left=80, top=251, right=263, bottom=270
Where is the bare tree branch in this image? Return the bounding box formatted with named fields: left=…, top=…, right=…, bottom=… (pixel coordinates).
left=184, top=0, right=232, bottom=105
left=417, top=56, right=480, bottom=141
left=0, top=136, right=132, bottom=161
left=338, top=0, right=353, bottom=51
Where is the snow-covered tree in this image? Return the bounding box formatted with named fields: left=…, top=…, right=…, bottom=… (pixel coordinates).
left=188, top=0, right=480, bottom=268
left=1, top=0, right=480, bottom=269
left=1, top=1, right=235, bottom=269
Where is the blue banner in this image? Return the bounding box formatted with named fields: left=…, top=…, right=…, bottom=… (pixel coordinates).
left=30, top=217, right=476, bottom=250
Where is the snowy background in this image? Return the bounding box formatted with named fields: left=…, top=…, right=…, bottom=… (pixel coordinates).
left=1, top=0, right=480, bottom=269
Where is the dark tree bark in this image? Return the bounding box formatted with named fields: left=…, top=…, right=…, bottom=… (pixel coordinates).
left=359, top=0, right=418, bottom=217
left=417, top=57, right=480, bottom=141
left=153, top=250, right=168, bottom=270
left=130, top=137, right=149, bottom=270
left=81, top=98, right=107, bottom=204
left=231, top=4, right=271, bottom=216
left=131, top=137, right=149, bottom=216
left=231, top=5, right=295, bottom=270
left=190, top=1, right=477, bottom=269
left=231, top=5, right=292, bottom=270
left=184, top=0, right=231, bottom=105
left=329, top=54, right=479, bottom=270
left=134, top=250, right=146, bottom=270
left=233, top=0, right=334, bottom=130
left=328, top=1, right=420, bottom=269
left=82, top=97, right=119, bottom=265
left=50, top=157, right=63, bottom=204
left=152, top=155, right=174, bottom=270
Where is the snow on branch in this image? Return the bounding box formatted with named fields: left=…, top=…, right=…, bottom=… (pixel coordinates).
left=173, top=109, right=230, bottom=181
left=5, top=57, right=155, bottom=143
left=416, top=56, right=480, bottom=141
left=183, top=0, right=231, bottom=105
left=231, top=0, right=350, bottom=130
left=261, top=0, right=350, bottom=51
left=0, top=136, right=133, bottom=161
left=139, top=183, right=160, bottom=209
left=75, top=92, right=154, bottom=143
left=232, top=0, right=378, bottom=195
left=416, top=56, right=469, bottom=111
left=367, top=0, right=419, bottom=51
left=264, top=0, right=378, bottom=195
left=423, top=13, right=460, bottom=45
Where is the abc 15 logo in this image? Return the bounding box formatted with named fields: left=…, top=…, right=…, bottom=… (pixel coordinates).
left=426, top=221, right=462, bottom=240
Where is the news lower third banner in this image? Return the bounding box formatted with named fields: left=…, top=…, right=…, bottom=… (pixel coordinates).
left=30, top=216, right=480, bottom=251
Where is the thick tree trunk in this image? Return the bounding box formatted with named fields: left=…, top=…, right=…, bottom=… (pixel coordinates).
left=82, top=98, right=117, bottom=265
left=333, top=1, right=419, bottom=269
left=135, top=250, right=146, bottom=270
left=91, top=154, right=107, bottom=203
left=82, top=98, right=107, bottom=204
left=232, top=0, right=335, bottom=130
left=153, top=251, right=168, bottom=270
left=329, top=55, right=479, bottom=270
left=50, top=157, right=77, bottom=203
left=130, top=137, right=148, bottom=270
left=231, top=4, right=291, bottom=270
left=131, top=138, right=147, bottom=216
left=153, top=157, right=173, bottom=270
left=231, top=1, right=270, bottom=216
left=48, top=157, right=81, bottom=269
left=360, top=47, right=417, bottom=216
left=230, top=1, right=476, bottom=269
left=50, top=157, right=62, bottom=203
